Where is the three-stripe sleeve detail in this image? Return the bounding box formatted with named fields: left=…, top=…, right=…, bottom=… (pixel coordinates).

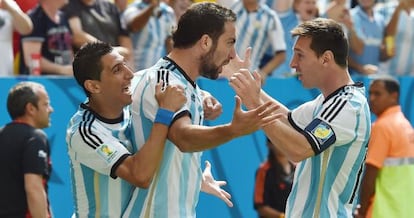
left=78, top=111, right=102, bottom=150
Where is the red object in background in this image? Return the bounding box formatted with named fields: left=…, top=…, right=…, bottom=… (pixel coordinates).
left=12, top=0, right=38, bottom=55
left=29, top=53, right=41, bottom=75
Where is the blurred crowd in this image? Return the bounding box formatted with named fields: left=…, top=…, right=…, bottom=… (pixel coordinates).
left=1, top=0, right=413, bottom=77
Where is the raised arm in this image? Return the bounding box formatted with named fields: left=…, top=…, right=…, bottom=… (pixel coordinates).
left=1, top=0, right=33, bottom=34
left=116, top=82, right=186, bottom=187
left=168, top=96, right=280, bottom=152
left=229, top=69, right=314, bottom=162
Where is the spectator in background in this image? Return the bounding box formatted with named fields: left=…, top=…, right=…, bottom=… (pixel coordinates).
left=19, top=0, right=74, bottom=76
left=0, top=81, right=53, bottom=217
left=318, top=0, right=352, bottom=14
left=254, top=138, right=294, bottom=218
left=270, top=0, right=319, bottom=78
left=230, top=0, right=286, bottom=82
left=355, top=76, right=414, bottom=218
left=122, top=0, right=176, bottom=70
left=377, top=0, right=414, bottom=75
left=348, top=0, right=386, bottom=75
left=169, top=0, right=192, bottom=21
left=324, top=0, right=365, bottom=60
left=62, top=0, right=134, bottom=68
left=12, top=0, right=37, bottom=68
left=0, top=0, right=32, bottom=76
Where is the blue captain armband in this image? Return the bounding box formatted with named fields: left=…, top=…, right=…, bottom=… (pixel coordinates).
left=154, top=108, right=175, bottom=126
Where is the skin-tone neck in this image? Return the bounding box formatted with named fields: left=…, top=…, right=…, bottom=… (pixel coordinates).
left=14, top=116, right=36, bottom=128
left=87, top=97, right=125, bottom=120
left=40, top=1, right=60, bottom=22
left=168, top=48, right=202, bottom=82
left=319, top=66, right=354, bottom=98
left=360, top=4, right=374, bottom=17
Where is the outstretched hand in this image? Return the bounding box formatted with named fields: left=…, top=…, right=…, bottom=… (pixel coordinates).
left=201, top=161, right=233, bottom=207
left=230, top=95, right=281, bottom=137
left=220, top=47, right=252, bottom=79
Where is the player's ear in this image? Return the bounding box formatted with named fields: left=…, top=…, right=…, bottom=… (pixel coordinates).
left=200, top=34, right=213, bottom=52
left=84, top=80, right=101, bottom=94
left=321, top=50, right=333, bottom=65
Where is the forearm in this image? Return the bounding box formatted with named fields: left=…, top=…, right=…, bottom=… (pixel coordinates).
left=128, top=6, right=154, bottom=32
left=69, top=18, right=99, bottom=48
left=10, top=7, right=33, bottom=34
left=357, top=164, right=377, bottom=217
left=169, top=123, right=237, bottom=152
left=348, top=28, right=364, bottom=55
left=260, top=51, right=286, bottom=77
left=131, top=122, right=170, bottom=187
left=385, top=6, right=402, bottom=36
left=263, top=119, right=314, bottom=162
left=40, top=58, right=72, bottom=75
left=259, top=90, right=289, bottom=114
left=72, top=31, right=98, bottom=48
left=25, top=174, right=48, bottom=218
left=26, top=190, right=48, bottom=218
left=348, top=57, right=364, bottom=74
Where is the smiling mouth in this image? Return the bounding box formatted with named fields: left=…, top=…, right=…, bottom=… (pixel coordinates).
left=123, top=85, right=132, bottom=95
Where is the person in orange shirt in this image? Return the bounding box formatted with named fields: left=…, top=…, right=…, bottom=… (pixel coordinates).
left=355, top=76, right=414, bottom=218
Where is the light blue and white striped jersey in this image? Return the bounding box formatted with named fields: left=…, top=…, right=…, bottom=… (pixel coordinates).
left=66, top=104, right=136, bottom=217
left=124, top=57, right=204, bottom=218
left=231, top=1, right=286, bottom=72
left=349, top=6, right=386, bottom=75
left=122, top=1, right=176, bottom=70
left=286, top=83, right=371, bottom=218
left=376, top=1, right=414, bottom=75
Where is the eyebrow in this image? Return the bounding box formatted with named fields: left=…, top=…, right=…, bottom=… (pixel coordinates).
left=110, top=60, right=124, bottom=72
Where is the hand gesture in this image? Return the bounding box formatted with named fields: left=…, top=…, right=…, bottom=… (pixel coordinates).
left=221, top=47, right=252, bottom=79
left=155, top=81, right=186, bottom=112
left=230, top=95, right=280, bottom=136
left=325, top=0, right=348, bottom=23
left=201, top=90, right=223, bottom=120
left=229, top=69, right=262, bottom=109
left=200, top=160, right=233, bottom=207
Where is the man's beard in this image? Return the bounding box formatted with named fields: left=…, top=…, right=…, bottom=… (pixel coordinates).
left=200, top=50, right=220, bottom=80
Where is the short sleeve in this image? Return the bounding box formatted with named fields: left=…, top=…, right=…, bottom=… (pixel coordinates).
left=68, top=120, right=131, bottom=177
left=23, top=130, right=50, bottom=177
left=366, top=122, right=390, bottom=168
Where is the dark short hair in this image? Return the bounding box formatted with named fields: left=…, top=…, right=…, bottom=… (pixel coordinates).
left=7, top=81, right=44, bottom=120
left=371, top=75, right=400, bottom=95
left=291, top=18, right=348, bottom=68
left=72, top=42, right=113, bottom=97
left=172, top=2, right=236, bottom=49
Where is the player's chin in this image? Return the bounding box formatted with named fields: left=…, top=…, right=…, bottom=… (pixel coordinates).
left=210, top=73, right=220, bottom=80
left=122, top=94, right=133, bottom=106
